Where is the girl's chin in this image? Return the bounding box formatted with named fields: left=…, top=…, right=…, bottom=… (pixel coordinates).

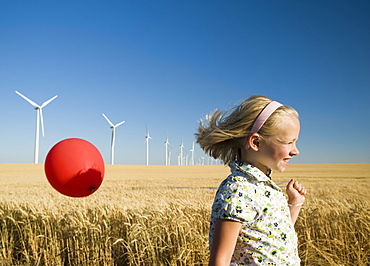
left=272, top=164, right=287, bottom=173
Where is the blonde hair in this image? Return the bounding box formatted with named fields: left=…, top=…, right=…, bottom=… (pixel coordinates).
left=195, top=95, right=299, bottom=164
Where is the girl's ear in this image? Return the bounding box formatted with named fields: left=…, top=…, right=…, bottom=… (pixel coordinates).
left=246, top=133, right=260, bottom=151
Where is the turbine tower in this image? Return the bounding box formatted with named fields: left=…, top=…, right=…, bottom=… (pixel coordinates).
left=15, top=91, right=58, bottom=164
left=102, top=113, right=125, bottom=165
left=145, top=126, right=153, bottom=165
left=164, top=134, right=171, bottom=166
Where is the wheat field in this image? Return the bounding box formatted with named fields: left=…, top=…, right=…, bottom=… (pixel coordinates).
left=0, top=163, right=369, bottom=265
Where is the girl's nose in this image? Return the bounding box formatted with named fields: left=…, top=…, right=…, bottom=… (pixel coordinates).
left=290, top=144, right=299, bottom=156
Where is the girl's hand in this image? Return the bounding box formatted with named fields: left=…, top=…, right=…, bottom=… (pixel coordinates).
left=286, top=179, right=307, bottom=205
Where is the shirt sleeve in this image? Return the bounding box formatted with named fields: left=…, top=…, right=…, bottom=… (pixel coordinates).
left=212, top=180, right=258, bottom=224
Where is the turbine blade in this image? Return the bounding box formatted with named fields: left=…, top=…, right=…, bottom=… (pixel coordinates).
left=40, top=95, right=58, bottom=108
left=40, top=108, right=45, bottom=137
left=102, top=113, right=114, bottom=127
left=15, top=91, right=40, bottom=108
left=115, top=121, right=125, bottom=127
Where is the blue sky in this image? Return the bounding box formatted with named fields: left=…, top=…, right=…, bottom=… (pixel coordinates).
left=1, top=0, right=369, bottom=165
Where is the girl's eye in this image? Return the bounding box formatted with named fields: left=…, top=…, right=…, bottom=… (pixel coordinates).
left=278, top=139, right=296, bottom=145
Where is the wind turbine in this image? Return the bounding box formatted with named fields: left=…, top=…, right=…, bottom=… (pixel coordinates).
left=102, top=113, right=125, bottom=165
left=145, top=126, right=153, bottom=165
left=179, top=141, right=185, bottom=166
left=15, top=91, right=58, bottom=164
left=190, top=142, right=195, bottom=165
left=164, top=134, right=171, bottom=166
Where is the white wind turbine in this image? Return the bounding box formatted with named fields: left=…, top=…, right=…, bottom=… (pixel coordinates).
left=102, top=113, right=125, bottom=165
left=164, top=134, right=171, bottom=166
left=145, top=126, right=153, bottom=165
left=15, top=91, right=58, bottom=164
left=190, top=142, right=195, bottom=165
left=200, top=156, right=205, bottom=165
left=179, top=141, right=185, bottom=166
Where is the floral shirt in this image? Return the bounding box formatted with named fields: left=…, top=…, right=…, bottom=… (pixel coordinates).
left=209, top=161, right=300, bottom=265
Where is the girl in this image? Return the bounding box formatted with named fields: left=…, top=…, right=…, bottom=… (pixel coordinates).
left=196, top=95, right=306, bottom=266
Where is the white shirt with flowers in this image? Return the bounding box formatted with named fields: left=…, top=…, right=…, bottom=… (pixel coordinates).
left=209, top=161, right=300, bottom=265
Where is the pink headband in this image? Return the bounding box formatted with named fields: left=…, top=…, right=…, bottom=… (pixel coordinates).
left=250, top=101, right=283, bottom=133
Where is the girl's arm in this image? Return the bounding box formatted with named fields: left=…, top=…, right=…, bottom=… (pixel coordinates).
left=286, top=179, right=307, bottom=225
left=209, top=219, right=242, bottom=266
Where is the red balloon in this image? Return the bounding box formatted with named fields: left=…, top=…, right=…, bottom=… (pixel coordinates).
left=44, top=138, right=105, bottom=197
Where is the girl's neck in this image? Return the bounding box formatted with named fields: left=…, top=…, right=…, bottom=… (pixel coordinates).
left=239, top=159, right=270, bottom=177
left=240, top=151, right=270, bottom=177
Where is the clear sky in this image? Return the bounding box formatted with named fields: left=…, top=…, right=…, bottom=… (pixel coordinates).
left=1, top=0, right=369, bottom=165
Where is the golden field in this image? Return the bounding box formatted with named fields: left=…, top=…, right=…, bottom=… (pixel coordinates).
left=0, top=163, right=369, bottom=265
